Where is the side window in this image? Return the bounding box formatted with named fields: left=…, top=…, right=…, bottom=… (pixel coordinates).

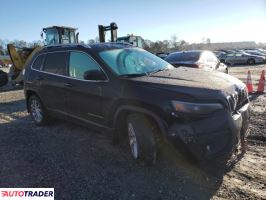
left=69, top=52, right=104, bottom=80
left=43, top=52, right=67, bottom=75
left=32, top=54, right=45, bottom=70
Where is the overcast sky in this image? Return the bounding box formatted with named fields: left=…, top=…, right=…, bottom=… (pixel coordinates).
left=0, top=0, right=266, bottom=43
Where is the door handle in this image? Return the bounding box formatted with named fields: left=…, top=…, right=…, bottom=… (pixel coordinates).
left=64, top=83, right=73, bottom=87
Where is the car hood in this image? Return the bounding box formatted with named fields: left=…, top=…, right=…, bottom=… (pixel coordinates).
left=126, top=67, right=246, bottom=100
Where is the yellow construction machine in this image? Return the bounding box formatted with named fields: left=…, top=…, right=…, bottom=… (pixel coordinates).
left=5, top=26, right=79, bottom=87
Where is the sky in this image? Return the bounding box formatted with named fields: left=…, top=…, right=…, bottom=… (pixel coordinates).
left=0, top=0, right=266, bottom=44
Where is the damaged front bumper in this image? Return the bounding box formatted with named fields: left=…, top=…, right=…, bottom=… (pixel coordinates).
left=167, top=103, right=250, bottom=160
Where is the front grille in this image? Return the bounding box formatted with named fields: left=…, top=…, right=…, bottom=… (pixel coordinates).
left=227, top=88, right=248, bottom=112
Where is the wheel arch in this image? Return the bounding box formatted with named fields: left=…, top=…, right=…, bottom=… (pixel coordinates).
left=113, top=105, right=168, bottom=137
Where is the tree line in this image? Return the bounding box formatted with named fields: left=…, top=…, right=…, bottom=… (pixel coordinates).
left=0, top=35, right=194, bottom=55
left=1, top=36, right=264, bottom=56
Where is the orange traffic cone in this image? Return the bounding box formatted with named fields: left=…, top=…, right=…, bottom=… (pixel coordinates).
left=256, top=70, right=265, bottom=94
left=246, top=70, right=253, bottom=94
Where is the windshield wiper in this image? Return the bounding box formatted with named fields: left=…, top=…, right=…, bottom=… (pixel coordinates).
left=148, top=68, right=169, bottom=75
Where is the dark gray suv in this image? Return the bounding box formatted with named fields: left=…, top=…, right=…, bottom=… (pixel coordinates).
left=23, top=43, right=250, bottom=165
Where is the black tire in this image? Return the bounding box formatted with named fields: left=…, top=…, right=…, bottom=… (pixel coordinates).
left=220, top=59, right=225, bottom=63
left=247, top=59, right=255, bottom=65
left=0, top=70, right=8, bottom=87
left=28, top=95, right=50, bottom=126
left=127, top=113, right=158, bottom=165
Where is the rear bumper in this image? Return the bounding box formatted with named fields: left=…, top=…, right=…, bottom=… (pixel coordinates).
left=167, top=103, right=250, bottom=160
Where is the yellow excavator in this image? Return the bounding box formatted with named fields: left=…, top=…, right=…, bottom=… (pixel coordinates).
left=5, top=26, right=79, bottom=87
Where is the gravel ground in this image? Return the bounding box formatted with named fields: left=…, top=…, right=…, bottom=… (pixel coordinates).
left=0, top=65, right=265, bottom=200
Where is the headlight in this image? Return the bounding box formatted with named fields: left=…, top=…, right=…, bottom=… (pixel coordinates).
left=171, top=100, right=223, bottom=114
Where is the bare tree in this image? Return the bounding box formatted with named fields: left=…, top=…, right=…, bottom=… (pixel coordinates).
left=171, top=34, right=178, bottom=49
left=87, top=39, right=96, bottom=44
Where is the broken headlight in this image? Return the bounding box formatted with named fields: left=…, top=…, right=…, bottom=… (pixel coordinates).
left=171, top=100, right=223, bottom=115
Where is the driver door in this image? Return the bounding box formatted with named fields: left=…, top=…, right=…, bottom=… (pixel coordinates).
left=64, top=51, right=107, bottom=124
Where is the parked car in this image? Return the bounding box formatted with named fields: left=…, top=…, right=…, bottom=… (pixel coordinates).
left=24, top=43, right=250, bottom=164
left=156, top=52, right=169, bottom=59
left=165, top=50, right=228, bottom=73
left=244, top=50, right=266, bottom=57
left=224, top=52, right=266, bottom=65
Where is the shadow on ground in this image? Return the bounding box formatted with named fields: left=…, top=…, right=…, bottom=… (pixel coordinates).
left=0, top=97, right=240, bottom=200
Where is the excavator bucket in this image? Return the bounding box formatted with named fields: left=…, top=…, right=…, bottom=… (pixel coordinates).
left=7, top=44, right=24, bottom=70
left=7, top=44, right=43, bottom=85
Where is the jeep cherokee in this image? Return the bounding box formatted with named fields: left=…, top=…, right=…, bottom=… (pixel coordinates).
left=23, top=43, right=250, bottom=164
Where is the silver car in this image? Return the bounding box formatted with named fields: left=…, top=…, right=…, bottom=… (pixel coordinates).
left=225, top=53, right=266, bottom=65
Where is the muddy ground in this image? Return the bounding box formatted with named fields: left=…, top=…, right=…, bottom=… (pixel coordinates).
left=0, top=65, right=265, bottom=200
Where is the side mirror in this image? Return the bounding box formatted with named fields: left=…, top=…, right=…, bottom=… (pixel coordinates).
left=84, top=70, right=106, bottom=81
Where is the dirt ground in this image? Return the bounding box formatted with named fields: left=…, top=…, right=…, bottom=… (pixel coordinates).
left=0, top=65, right=265, bottom=200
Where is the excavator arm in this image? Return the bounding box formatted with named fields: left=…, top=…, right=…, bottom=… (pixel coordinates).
left=7, top=44, right=43, bottom=85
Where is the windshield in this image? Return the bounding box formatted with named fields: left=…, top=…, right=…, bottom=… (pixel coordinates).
left=45, top=28, right=59, bottom=45
left=99, top=48, right=173, bottom=76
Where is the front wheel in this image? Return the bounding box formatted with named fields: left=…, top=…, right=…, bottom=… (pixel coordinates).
left=127, top=113, right=158, bottom=165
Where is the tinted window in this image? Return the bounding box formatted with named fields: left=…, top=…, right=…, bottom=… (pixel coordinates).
left=43, top=52, right=67, bottom=75
left=69, top=52, right=102, bottom=80
left=32, top=54, right=45, bottom=70
left=165, top=52, right=200, bottom=62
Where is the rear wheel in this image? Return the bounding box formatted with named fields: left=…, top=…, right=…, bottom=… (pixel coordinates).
left=127, top=113, right=158, bottom=165
left=28, top=95, right=50, bottom=126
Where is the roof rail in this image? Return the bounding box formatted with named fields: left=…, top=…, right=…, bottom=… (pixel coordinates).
left=43, top=43, right=90, bottom=50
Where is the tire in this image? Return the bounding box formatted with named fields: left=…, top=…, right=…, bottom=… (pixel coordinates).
left=220, top=59, right=225, bottom=63
left=28, top=95, right=50, bottom=126
left=247, top=59, right=255, bottom=65
left=127, top=113, right=158, bottom=165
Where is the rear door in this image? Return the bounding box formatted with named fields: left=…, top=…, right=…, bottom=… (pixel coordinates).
left=38, top=51, right=68, bottom=112
left=235, top=53, right=245, bottom=64
left=64, top=51, right=108, bottom=124
left=225, top=53, right=235, bottom=65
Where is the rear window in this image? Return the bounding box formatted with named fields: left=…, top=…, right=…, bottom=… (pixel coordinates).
left=165, top=52, right=201, bottom=62
left=43, top=52, right=67, bottom=75
left=32, top=54, right=45, bottom=70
